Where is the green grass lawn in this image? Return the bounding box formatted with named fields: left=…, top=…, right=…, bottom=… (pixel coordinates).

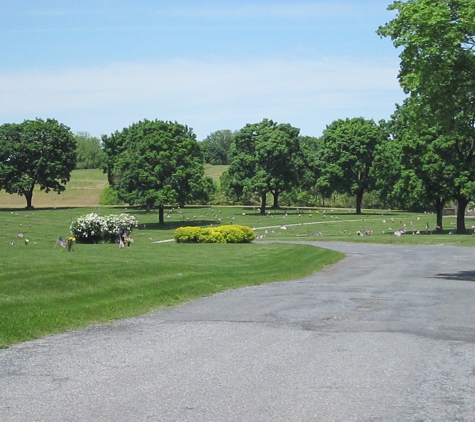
left=2, top=168, right=475, bottom=347
left=0, top=166, right=226, bottom=209
left=204, top=164, right=228, bottom=184
left=248, top=208, right=475, bottom=246
left=131, top=205, right=475, bottom=246
left=0, top=169, right=108, bottom=208
left=0, top=206, right=344, bottom=348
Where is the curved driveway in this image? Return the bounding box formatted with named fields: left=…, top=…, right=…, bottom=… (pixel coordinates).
left=1, top=242, right=475, bottom=421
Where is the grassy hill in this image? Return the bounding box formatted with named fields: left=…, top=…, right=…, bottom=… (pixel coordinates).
left=0, top=166, right=228, bottom=209
left=0, top=169, right=108, bottom=208
left=205, top=164, right=228, bottom=184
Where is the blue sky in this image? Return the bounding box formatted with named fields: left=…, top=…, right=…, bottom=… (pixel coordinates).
left=0, top=0, right=405, bottom=140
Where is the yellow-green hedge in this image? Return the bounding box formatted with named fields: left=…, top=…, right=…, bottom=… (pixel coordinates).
left=173, top=225, right=256, bottom=243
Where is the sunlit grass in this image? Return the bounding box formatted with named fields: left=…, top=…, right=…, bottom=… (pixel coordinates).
left=0, top=166, right=227, bottom=208
left=2, top=168, right=475, bottom=347
left=204, top=164, right=228, bottom=184
left=0, top=206, right=343, bottom=347
left=0, top=169, right=108, bottom=208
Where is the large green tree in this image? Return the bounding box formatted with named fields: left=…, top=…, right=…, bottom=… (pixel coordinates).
left=376, top=99, right=455, bottom=228
left=378, top=0, right=475, bottom=232
left=75, top=132, right=104, bottom=169
left=316, top=117, right=385, bottom=214
left=280, top=136, right=326, bottom=208
left=226, top=119, right=302, bottom=214
left=0, top=118, right=77, bottom=209
left=200, top=130, right=234, bottom=165
left=102, top=120, right=209, bottom=224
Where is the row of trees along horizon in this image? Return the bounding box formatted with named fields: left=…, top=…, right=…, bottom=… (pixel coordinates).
left=0, top=0, right=474, bottom=233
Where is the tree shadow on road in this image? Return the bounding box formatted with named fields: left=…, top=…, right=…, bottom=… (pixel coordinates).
left=435, top=271, right=475, bottom=282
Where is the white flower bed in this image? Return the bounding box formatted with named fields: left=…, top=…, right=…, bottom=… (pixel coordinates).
left=70, top=213, right=138, bottom=243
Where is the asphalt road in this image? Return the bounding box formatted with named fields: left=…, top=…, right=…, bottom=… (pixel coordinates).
left=1, top=242, right=475, bottom=421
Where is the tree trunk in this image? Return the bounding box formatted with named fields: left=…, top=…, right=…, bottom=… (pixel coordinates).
left=272, top=190, right=280, bottom=209
left=24, top=189, right=34, bottom=210
left=456, top=196, right=469, bottom=234
left=260, top=193, right=267, bottom=215
left=355, top=191, right=364, bottom=215
left=434, top=198, right=445, bottom=230
left=158, top=206, right=164, bottom=225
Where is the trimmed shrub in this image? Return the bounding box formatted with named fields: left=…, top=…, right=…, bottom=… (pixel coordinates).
left=214, top=225, right=247, bottom=243
left=232, top=225, right=256, bottom=243
left=173, top=226, right=202, bottom=243
left=173, top=225, right=255, bottom=243
left=198, top=228, right=225, bottom=243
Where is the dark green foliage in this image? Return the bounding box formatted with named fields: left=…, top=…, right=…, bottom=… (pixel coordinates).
left=316, top=118, right=385, bottom=214
left=102, top=120, right=209, bottom=223
left=374, top=99, right=454, bottom=227
left=190, top=176, right=217, bottom=205
left=75, top=132, right=105, bottom=169
left=295, top=135, right=328, bottom=204
left=0, top=118, right=76, bottom=209
left=219, top=170, right=256, bottom=205
left=99, top=186, right=123, bottom=205
left=378, top=0, right=475, bottom=232
left=226, top=119, right=303, bottom=214
left=200, top=130, right=234, bottom=165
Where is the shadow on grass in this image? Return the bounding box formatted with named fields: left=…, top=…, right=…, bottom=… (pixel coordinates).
left=241, top=206, right=403, bottom=217
left=0, top=206, right=82, bottom=212
left=381, top=229, right=471, bottom=237
left=435, top=271, right=475, bottom=282
left=138, top=220, right=217, bottom=231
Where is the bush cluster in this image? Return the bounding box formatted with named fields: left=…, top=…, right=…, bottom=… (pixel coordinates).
left=99, top=186, right=123, bottom=205
left=70, top=212, right=138, bottom=243
left=173, top=225, right=255, bottom=243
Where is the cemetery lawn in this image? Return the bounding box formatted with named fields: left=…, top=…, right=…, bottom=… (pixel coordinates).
left=2, top=203, right=475, bottom=348
left=0, top=207, right=343, bottom=348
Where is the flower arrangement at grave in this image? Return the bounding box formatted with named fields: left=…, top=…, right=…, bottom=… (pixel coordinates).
left=70, top=213, right=138, bottom=244
left=123, top=236, right=134, bottom=246
left=67, top=236, right=75, bottom=251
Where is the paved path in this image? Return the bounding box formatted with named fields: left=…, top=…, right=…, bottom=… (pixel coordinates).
left=1, top=242, right=475, bottom=421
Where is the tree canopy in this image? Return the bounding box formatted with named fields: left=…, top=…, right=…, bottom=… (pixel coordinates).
left=376, top=98, right=455, bottom=228
left=0, top=118, right=76, bottom=209
left=200, top=130, right=234, bottom=165
left=378, top=0, right=475, bottom=232
left=316, top=117, right=385, bottom=214
left=225, top=119, right=302, bottom=214
left=75, top=132, right=104, bottom=169
left=102, top=120, right=210, bottom=223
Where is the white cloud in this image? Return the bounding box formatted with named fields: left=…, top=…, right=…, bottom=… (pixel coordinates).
left=0, top=57, right=399, bottom=110
left=0, top=57, right=403, bottom=138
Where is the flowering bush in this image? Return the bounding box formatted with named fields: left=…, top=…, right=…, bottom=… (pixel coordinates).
left=70, top=213, right=138, bottom=243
